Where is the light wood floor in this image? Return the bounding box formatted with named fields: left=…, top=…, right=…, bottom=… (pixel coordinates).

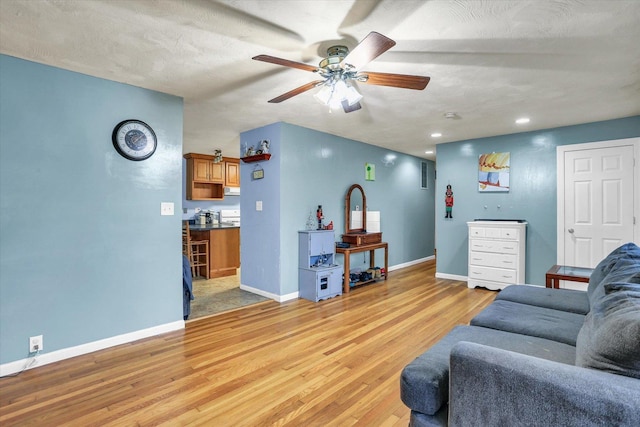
left=0, top=260, right=496, bottom=426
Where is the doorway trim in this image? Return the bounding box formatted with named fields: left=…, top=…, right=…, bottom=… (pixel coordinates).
left=557, top=137, right=640, bottom=264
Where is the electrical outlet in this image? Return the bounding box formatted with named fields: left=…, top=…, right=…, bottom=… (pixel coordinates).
left=29, top=335, right=43, bottom=353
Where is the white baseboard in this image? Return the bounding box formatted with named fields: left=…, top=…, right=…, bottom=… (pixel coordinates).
left=239, top=256, right=436, bottom=303
left=239, top=284, right=299, bottom=302
left=435, top=272, right=468, bottom=282
left=0, top=320, right=184, bottom=377
left=389, top=256, right=435, bottom=272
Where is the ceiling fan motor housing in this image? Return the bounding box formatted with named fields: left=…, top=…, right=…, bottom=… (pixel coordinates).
left=319, top=45, right=349, bottom=70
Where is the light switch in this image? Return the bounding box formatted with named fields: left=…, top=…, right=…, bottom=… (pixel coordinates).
left=161, top=202, right=174, bottom=216
left=256, top=201, right=263, bottom=211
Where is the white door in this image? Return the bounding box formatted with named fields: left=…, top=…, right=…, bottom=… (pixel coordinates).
left=558, top=139, right=638, bottom=271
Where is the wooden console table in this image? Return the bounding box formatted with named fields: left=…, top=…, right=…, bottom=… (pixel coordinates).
left=335, top=242, right=388, bottom=293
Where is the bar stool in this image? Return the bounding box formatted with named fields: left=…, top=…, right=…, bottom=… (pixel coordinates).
left=182, top=221, right=210, bottom=279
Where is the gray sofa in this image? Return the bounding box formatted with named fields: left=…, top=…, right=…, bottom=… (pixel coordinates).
left=401, top=242, right=640, bottom=426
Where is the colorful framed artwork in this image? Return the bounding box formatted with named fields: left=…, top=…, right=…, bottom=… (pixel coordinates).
left=478, top=152, right=510, bottom=192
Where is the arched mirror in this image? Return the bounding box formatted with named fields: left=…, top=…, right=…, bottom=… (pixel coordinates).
left=345, top=184, right=366, bottom=235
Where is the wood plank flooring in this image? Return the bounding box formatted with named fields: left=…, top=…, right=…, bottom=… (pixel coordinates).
left=0, top=260, right=497, bottom=426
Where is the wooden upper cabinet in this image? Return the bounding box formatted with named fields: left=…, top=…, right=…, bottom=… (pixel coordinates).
left=184, top=153, right=240, bottom=200
left=210, top=162, right=224, bottom=183
left=192, top=157, right=223, bottom=183
left=193, top=158, right=210, bottom=181
left=225, top=158, right=240, bottom=187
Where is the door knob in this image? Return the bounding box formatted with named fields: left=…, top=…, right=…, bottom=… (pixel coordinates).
left=568, top=228, right=575, bottom=234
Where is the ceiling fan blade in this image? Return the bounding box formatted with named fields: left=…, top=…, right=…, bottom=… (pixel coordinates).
left=252, top=55, right=318, bottom=72
left=342, top=31, right=396, bottom=70
left=267, top=80, right=324, bottom=103
left=361, top=71, right=430, bottom=90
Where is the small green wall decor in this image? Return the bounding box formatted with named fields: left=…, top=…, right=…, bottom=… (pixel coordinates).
left=365, top=163, right=375, bottom=181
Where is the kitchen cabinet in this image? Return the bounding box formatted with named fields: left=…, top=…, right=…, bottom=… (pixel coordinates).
left=224, top=157, right=240, bottom=187
left=193, top=158, right=224, bottom=183
left=467, top=220, right=527, bottom=290
left=184, top=153, right=239, bottom=200
left=191, top=226, right=240, bottom=278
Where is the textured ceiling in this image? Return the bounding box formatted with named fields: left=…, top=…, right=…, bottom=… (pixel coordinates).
left=1, top=0, right=639, bottom=160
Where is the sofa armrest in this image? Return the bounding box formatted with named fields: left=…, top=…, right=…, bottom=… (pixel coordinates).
left=449, top=342, right=640, bottom=427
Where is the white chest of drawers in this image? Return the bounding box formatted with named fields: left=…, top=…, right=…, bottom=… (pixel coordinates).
left=467, top=221, right=527, bottom=290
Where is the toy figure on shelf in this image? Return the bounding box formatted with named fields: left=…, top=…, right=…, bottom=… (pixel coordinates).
left=445, top=184, right=454, bottom=218
left=316, top=205, right=324, bottom=230
left=260, top=140, right=270, bottom=154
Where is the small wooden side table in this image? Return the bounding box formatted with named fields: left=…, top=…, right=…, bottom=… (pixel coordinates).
left=335, top=242, right=388, bottom=293
left=545, top=264, right=593, bottom=289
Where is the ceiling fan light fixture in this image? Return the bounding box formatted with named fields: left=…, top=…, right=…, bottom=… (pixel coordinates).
left=344, top=84, right=363, bottom=106
left=314, top=84, right=333, bottom=105
left=314, top=77, right=362, bottom=110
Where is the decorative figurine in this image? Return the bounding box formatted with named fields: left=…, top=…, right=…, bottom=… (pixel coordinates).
left=306, top=211, right=316, bottom=230
left=445, top=184, right=454, bottom=218
left=245, top=145, right=255, bottom=157
left=316, top=205, right=324, bottom=230
left=213, top=149, right=223, bottom=163
left=260, top=139, right=270, bottom=154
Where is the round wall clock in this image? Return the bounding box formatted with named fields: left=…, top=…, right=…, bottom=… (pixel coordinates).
left=112, top=119, right=157, bottom=161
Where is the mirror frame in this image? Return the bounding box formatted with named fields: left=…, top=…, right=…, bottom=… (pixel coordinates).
left=345, top=184, right=367, bottom=234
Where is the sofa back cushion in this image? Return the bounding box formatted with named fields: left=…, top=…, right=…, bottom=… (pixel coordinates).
left=588, top=243, right=640, bottom=302
left=589, top=262, right=640, bottom=309
left=575, top=282, right=640, bottom=379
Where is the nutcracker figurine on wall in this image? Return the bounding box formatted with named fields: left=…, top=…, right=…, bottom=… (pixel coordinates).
left=445, top=184, right=454, bottom=218
left=316, top=205, right=324, bottom=230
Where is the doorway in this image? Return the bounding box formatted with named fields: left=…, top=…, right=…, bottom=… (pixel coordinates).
left=188, top=270, right=270, bottom=320
left=557, top=138, right=639, bottom=279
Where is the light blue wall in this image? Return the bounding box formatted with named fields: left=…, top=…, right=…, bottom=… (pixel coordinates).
left=435, top=116, right=640, bottom=285
left=240, top=123, right=283, bottom=295
left=241, top=122, right=435, bottom=297
left=0, top=55, right=184, bottom=364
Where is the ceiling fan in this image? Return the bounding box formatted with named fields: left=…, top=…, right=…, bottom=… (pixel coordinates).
left=252, top=31, right=430, bottom=113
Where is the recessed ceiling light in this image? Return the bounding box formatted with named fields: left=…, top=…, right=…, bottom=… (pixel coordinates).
left=430, top=132, right=442, bottom=138
left=515, top=117, right=530, bottom=124
left=425, top=150, right=434, bottom=154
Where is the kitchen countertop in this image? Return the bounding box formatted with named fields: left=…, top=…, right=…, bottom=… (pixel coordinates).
left=189, top=223, right=239, bottom=231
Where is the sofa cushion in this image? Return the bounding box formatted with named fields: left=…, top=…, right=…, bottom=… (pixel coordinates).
left=588, top=260, right=640, bottom=307
left=470, top=300, right=585, bottom=345
left=575, top=282, right=640, bottom=379
left=400, top=325, right=576, bottom=416
left=409, top=407, right=448, bottom=427
left=496, top=284, right=590, bottom=314
left=587, top=242, right=640, bottom=301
